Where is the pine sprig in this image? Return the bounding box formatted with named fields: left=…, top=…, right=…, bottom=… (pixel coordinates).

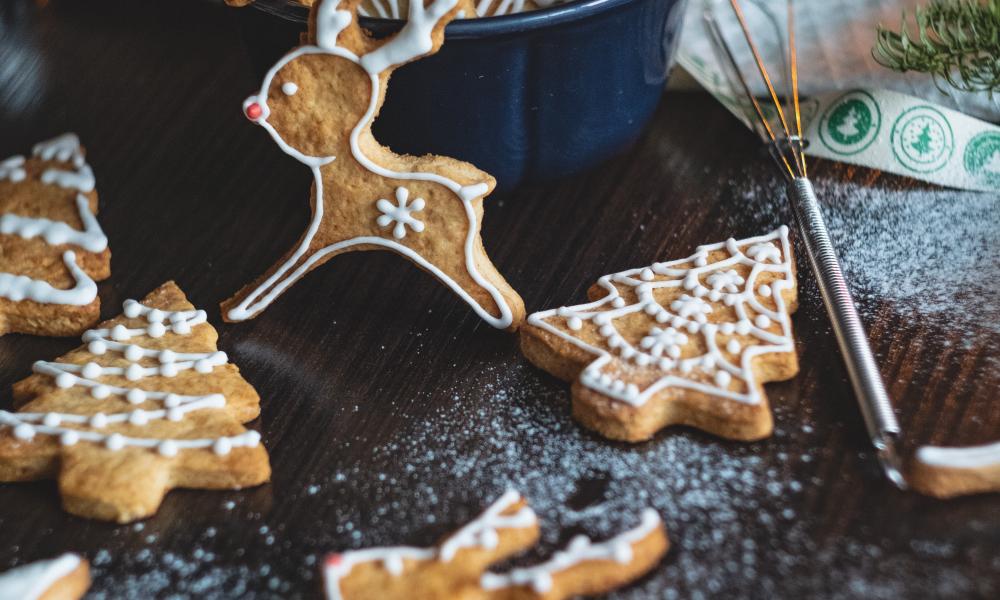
left=874, top=0, right=1000, bottom=95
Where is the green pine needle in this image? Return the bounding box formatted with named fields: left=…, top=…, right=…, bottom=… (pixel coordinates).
left=874, top=0, right=1000, bottom=95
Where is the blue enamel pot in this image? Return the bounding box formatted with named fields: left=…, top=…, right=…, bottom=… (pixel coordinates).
left=239, top=0, right=688, bottom=189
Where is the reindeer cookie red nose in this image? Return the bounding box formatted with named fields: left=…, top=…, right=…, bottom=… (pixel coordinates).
left=244, top=101, right=263, bottom=121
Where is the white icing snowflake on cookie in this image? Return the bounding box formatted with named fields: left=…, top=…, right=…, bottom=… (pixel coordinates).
left=706, top=269, right=744, bottom=292
left=669, top=294, right=713, bottom=323
left=376, top=187, right=425, bottom=240
left=639, top=326, right=687, bottom=359
left=746, top=241, right=781, bottom=264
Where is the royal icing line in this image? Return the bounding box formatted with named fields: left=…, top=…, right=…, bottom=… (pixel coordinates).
left=528, top=227, right=795, bottom=407
left=480, top=508, right=661, bottom=593
left=323, top=490, right=537, bottom=599
left=0, top=299, right=261, bottom=457
left=0, top=554, right=81, bottom=600
left=229, top=0, right=514, bottom=329
left=917, top=441, right=1000, bottom=470
left=0, top=193, right=108, bottom=252
left=0, top=134, right=105, bottom=306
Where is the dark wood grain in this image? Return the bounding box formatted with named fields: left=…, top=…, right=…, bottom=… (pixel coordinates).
left=0, top=1, right=998, bottom=598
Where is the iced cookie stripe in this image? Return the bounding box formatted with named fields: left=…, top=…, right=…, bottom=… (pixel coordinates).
left=0, top=133, right=105, bottom=306
left=480, top=509, right=662, bottom=593
left=917, top=442, right=1000, bottom=469
left=0, top=298, right=261, bottom=457
left=0, top=554, right=81, bottom=600
left=323, top=490, right=537, bottom=599
left=527, top=227, right=795, bottom=407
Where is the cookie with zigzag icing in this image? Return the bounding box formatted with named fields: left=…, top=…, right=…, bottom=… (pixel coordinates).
left=0, top=133, right=111, bottom=337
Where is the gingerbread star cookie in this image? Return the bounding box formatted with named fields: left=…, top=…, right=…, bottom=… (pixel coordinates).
left=322, top=490, right=668, bottom=600
left=909, top=441, right=1000, bottom=499
left=0, top=134, right=111, bottom=337
left=0, top=281, right=270, bottom=523
left=221, top=0, right=525, bottom=331
left=0, top=554, right=90, bottom=600
left=521, top=227, right=799, bottom=442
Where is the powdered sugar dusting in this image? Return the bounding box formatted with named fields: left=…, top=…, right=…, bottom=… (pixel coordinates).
left=289, top=363, right=990, bottom=598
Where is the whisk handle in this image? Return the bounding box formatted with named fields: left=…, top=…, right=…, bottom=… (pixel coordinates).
left=787, top=178, right=906, bottom=488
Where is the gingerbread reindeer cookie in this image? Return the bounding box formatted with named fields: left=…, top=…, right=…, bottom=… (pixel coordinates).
left=521, top=227, right=799, bottom=442
left=0, top=282, right=270, bottom=523
left=0, top=134, right=111, bottom=337
left=322, top=490, right=668, bottom=600
left=0, top=554, right=90, bottom=600
left=222, top=0, right=524, bottom=331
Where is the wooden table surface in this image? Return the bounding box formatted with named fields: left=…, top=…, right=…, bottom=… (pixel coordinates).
left=1, top=1, right=998, bottom=598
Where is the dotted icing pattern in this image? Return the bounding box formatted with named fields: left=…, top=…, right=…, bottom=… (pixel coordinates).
left=528, top=227, right=796, bottom=407
left=0, top=298, right=261, bottom=457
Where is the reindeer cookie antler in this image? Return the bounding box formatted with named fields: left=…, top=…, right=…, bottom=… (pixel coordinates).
left=221, top=0, right=525, bottom=331
left=321, top=491, right=669, bottom=600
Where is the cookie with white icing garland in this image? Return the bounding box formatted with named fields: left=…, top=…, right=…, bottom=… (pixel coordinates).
left=0, top=281, right=270, bottom=523
left=909, top=441, right=1000, bottom=499
left=0, top=133, right=111, bottom=337
left=221, top=0, right=525, bottom=331
left=0, top=554, right=90, bottom=600
left=322, top=490, right=668, bottom=600
left=521, top=227, right=799, bottom=442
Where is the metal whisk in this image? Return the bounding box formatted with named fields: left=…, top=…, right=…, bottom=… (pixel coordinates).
left=703, top=0, right=907, bottom=489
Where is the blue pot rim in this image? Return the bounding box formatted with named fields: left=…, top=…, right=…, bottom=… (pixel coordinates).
left=253, top=0, right=642, bottom=38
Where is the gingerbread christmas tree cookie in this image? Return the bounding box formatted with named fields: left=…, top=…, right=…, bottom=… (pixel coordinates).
left=322, top=490, right=668, bottom=600
left=0, top=133, right=111, bottom=337
left=221, top=0, right=525, bottom=331
left=0, top=554, right=90, bottom=600
left=0, top=281, right=270, bottom=523
left=521, top=227, right=799, bottom=442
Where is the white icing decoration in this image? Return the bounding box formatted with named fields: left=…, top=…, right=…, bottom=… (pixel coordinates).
left=323, top=490, right=537, bottom=600
left=376, top=187, right=425, bottom=239
left=40, top=164, right=95, bottom=193
left=639, top=326, right=687, bottom=359
left=229, top=1, right=514, bottom=329
left=0, top=251, right=97, bottom=306
left=33, top=133, right=86, bottom=166
left=0, top=193, right=108, bottom=252
left=0, top=156, right=26, bottom=183
left=281, top=82, right=299, bottom=96
left=529, top=227, right=795, bottom=407
left=0, top=134, right=105, bottom=306
left=746, top=241, right=781, bottom=264
left=480, top=509, right=661, bottom=593
left=0, top=554, right=81, bottom=600
left=0, top=298, right=261, bottom=456
left=916, top=441, right=1000, bottom=469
